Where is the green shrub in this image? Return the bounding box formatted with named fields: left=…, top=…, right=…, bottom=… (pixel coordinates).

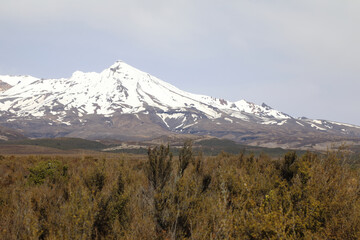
left=28, top=160, right=68, bottom=185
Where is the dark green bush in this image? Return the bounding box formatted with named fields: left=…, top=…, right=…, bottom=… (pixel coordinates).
left=85, top=169, right=106, bottom=195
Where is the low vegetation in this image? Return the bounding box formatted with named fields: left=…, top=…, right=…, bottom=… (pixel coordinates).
left=0, top=138, right=106, bottom=151
left=0, top=143, right=359, bottom=239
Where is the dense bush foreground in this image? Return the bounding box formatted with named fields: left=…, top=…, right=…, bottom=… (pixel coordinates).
left=0, top=144, right=360, bottom=239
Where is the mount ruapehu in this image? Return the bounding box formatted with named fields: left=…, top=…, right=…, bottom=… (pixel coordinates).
left=0, top=61, right=359, bottom=150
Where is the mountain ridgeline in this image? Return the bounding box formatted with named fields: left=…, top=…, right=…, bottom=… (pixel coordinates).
left=0, top=61, right=360, bottom=149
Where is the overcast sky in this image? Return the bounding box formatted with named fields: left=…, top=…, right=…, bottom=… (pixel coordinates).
left=0, top=0, right=359, bottom=125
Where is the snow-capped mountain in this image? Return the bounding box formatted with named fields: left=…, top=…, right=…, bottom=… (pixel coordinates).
left=0, top=61, right=359, bottom=149
left=0, top=61, right=289, bottom=122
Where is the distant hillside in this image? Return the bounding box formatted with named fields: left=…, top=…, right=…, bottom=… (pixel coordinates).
left=193, top=138, right=306, bottom=157
left=0, top=137, right=106, bottom=151
left=105, top=138, right=306, bottom=157
left=1, top=137, right=357, bottom=161
left=0, top=125, right=26, bottom=141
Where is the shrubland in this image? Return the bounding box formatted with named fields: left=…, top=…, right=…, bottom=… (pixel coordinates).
left=0, top=143, right=359, bottom=239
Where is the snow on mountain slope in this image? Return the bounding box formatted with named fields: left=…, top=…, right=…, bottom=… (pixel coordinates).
left=0, top=61, right=288, bottom=124
left=0, top=60, right=360, bottom=148
left=0, top=75, right=39, bottom=88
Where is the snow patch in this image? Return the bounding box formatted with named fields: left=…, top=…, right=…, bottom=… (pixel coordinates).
left=182, top=123, right=196, bottom=129
left=296, top=121, right=304, bottom=127
left=234, top=100, right=290, bottom=120
left=311, top=124, right=326, bottom=131
left=261, top=120, right=277, bottom=125
left=329, top=121, right=360, bottom=129
left=312, top=120, right=323, bottom=125
left=278, top=120, right=287, bottom=126
left=224, top=117, right=233, bottom=123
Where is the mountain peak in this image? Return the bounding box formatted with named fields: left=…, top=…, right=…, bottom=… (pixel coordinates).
left=105, top=60, right=148, bottom=78
left=0, top=62, right=295, bottom=121
left=110, top=60, right=123, bottom=66
left=261, top=103, right=272, bottom=109
left=1, top=60, right=359, bottom=149
left=108, top=60, right=123, bottom=72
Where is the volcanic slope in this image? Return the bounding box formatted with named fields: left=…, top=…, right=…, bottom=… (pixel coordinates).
left=0, top=61, right=359, bottom=149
